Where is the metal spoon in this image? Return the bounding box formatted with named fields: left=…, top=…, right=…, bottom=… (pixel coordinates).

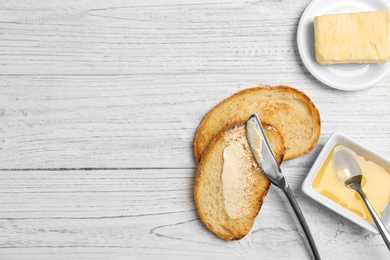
left=334, top=149, right=390, bottom=250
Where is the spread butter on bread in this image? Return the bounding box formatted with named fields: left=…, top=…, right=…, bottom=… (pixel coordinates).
left=194, top=86, right=321, bottom=162
left=195, top=123, right=285, bottom=240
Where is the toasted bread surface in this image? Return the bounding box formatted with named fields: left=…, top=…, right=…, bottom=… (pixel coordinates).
left=194, top=86, right=321, bottom=162
left=195, top=123, right=285, bottom=240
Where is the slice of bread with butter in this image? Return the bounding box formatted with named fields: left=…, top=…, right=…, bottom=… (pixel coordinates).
left=195, top=123, right=285, bottom=240
left=194, top=86, right=321, bottom=240
left=194, top=86, right=321, bottom=162
left=314, top=10, right=390, bottom=65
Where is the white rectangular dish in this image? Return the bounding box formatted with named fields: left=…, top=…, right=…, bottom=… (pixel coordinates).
left=302, top=132, right=390, bottom=233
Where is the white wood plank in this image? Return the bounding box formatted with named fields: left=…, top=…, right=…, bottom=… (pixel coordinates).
left=0, top=0, right=312, bottom=75
left=1, top=74, right=390, bottom=168
left=0, top=169, right=388, bottom=259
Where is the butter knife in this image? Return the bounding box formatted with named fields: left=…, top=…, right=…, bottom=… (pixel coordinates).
left=246, top=114, right=321, bottom=260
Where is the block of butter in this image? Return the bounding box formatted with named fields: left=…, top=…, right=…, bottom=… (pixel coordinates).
left=314, top=10, right=390, bottom=65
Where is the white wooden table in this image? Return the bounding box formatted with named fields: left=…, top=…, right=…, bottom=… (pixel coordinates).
left=1, top=1, right=389, bottom=259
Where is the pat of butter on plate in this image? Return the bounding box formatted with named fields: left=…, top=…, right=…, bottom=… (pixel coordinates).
left=314, top=10, right=390, bottom=65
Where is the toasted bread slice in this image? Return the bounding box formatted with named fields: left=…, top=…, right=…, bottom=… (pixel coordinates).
left=194, top=86, right=321, bottom=162
left=195, top=122, right=285, bottom=240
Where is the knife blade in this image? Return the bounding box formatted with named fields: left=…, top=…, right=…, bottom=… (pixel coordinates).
left=246, top=114, right=321, bottom=260
left=246, top=114, right=285, bottom=187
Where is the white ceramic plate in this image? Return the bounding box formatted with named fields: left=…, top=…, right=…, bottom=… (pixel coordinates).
left=302, top=133, right=390, bottom=233
left=297, top=0, right=390, bottom=91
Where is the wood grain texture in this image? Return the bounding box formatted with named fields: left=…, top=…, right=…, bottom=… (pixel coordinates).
left=0, top=169, right=388, bottom=259
left=0, top=0, right=310, bottom=76
left=1, top=0, right=390, bottom=259
left=0, top=75, right=390, bottom=168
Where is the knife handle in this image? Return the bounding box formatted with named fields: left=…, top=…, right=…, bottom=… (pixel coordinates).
left=282, top=181, right=321, bottom=260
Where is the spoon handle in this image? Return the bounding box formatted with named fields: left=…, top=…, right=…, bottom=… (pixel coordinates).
left=282, top=181, right=321, bottom=260
left=356, top=188, right=390, bottom=250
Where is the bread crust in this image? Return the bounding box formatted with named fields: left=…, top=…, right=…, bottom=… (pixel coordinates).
left=195, top=122, right=285, bottom=240
left=193, top=85, right=321, bottom=162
